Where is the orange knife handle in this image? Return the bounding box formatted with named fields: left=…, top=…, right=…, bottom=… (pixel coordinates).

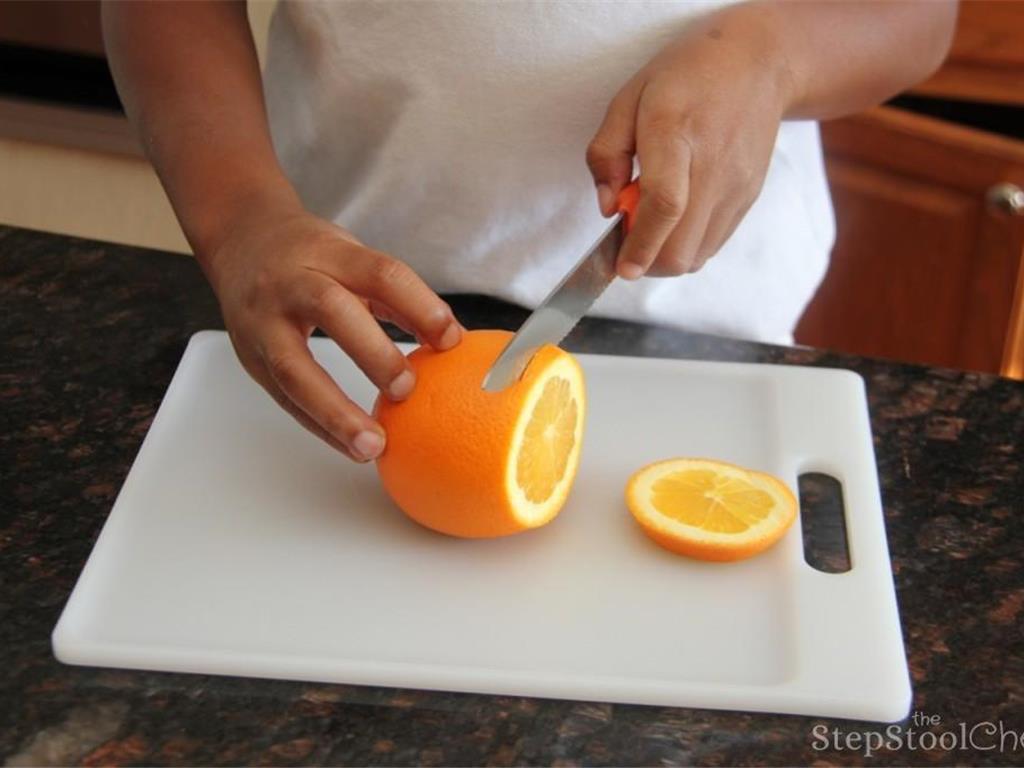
left=617, top=180, right=640, bottom=234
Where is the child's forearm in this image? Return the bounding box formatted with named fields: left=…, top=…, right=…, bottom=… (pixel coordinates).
left=104, top=0, right=462, bottom=463
left=102, top=0, right=302, bottom=270
left=756, top=0, right=959, bottom=121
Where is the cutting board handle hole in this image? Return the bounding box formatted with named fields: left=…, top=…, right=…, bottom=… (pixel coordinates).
left=798, top=472, right=851, bottom=573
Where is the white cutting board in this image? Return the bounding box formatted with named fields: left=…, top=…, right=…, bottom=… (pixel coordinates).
left=53, top=331, right=911, bottom=722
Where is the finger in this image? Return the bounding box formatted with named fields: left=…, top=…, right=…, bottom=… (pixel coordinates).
left=587, top=82, right=642, bottom=216
left=359, top=295, right=429, bottom=344
left=615, top=111, right=692, bottom=279
left=693, top=201, right=747, bottom=269
left=367, top=298, right=416, bottom=338
left=314, top=253, right=461, bottom=352
left=647, top=198, right=712, bottom=280
left=260, top=369, right=363, bottom=461
left=260, top=324, right=387, bottom=461
left=233, top=341, right=361, bottom=461
left=299, top=274, right=417, bottom=402
left=368, top=299, right=470, bottom=351
left=643, top=163, right=716, bottom=278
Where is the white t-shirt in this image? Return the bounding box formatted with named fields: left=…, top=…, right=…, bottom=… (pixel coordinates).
left=263, top=0, right=834, bottom=344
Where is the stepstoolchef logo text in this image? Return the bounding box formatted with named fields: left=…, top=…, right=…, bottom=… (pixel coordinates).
left=811, top=712, right=1024, bottom=758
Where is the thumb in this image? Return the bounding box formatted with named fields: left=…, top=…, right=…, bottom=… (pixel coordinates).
left=586, top=86, right=640, bottom=216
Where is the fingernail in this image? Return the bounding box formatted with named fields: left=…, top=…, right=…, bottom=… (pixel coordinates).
left=438, top=321, right=461, bottom=350
left=596, top=184, right=614, bottom=216
left=352, top=430, right=385, bottom=461
left=388, top=369, right=415, bottom=400
left=618, top=262, right=644, bottom=280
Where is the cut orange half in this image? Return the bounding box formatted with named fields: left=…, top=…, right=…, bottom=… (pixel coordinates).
left=626, top=458, right=797, bottom=561
left=375, top=330, right=586, bottom=538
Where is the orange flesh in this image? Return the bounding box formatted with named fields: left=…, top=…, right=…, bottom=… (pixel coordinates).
left=650, top=469, right=775, bottom=533
left=516, top=376, right=578, bottom=503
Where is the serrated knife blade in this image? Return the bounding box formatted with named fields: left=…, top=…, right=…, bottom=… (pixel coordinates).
left=482, top=180, right=639, bottom=391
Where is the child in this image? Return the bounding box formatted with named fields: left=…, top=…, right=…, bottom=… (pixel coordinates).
left=103, top=0, right=956, bottom=461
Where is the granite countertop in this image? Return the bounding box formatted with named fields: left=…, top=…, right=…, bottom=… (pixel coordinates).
left=2, top=224, right=1022, bottom=766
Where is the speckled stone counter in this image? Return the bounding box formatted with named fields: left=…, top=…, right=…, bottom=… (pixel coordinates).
left=2, top=224, right=1022, bottom=766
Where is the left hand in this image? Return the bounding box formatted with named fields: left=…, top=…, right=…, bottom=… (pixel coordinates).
left=586, top=6, right=792, bottom=279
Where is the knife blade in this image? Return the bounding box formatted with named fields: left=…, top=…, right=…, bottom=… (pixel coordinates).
left=482, top=180, right=640, bottom=391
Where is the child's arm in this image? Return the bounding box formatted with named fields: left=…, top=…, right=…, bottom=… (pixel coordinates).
left=103, top=0, right=461, bottom=462
left=587, top=0, right=958, bottom=279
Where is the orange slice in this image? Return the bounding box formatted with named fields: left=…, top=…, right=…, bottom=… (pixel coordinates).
left=375, top=329, right=585, bottom=538
left=626, top=458, right=797, bottom=561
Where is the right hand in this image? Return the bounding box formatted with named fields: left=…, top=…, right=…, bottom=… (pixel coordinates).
left=203, top=203, right=463, bottom=463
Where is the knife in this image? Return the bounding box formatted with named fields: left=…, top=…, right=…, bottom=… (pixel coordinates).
left=482, top=180, right=640, bottom=391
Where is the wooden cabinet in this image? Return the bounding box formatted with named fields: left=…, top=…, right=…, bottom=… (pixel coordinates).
left=795, top=108, right=1024, bottom=376
left=795, top=4, right=1024, bottom=378
left=0, top=1, right=104, bottom=55
left=913, top=1, right=1024, bottom=107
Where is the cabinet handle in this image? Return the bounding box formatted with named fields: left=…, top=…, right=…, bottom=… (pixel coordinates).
left=986, top=183, right=1024, bottom=216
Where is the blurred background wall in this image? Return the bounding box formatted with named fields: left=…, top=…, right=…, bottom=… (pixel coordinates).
left=0, top=0, right=275, bottom=254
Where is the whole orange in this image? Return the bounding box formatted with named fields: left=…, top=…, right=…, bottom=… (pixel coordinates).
left=374, top=329, right=586, bottom=538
